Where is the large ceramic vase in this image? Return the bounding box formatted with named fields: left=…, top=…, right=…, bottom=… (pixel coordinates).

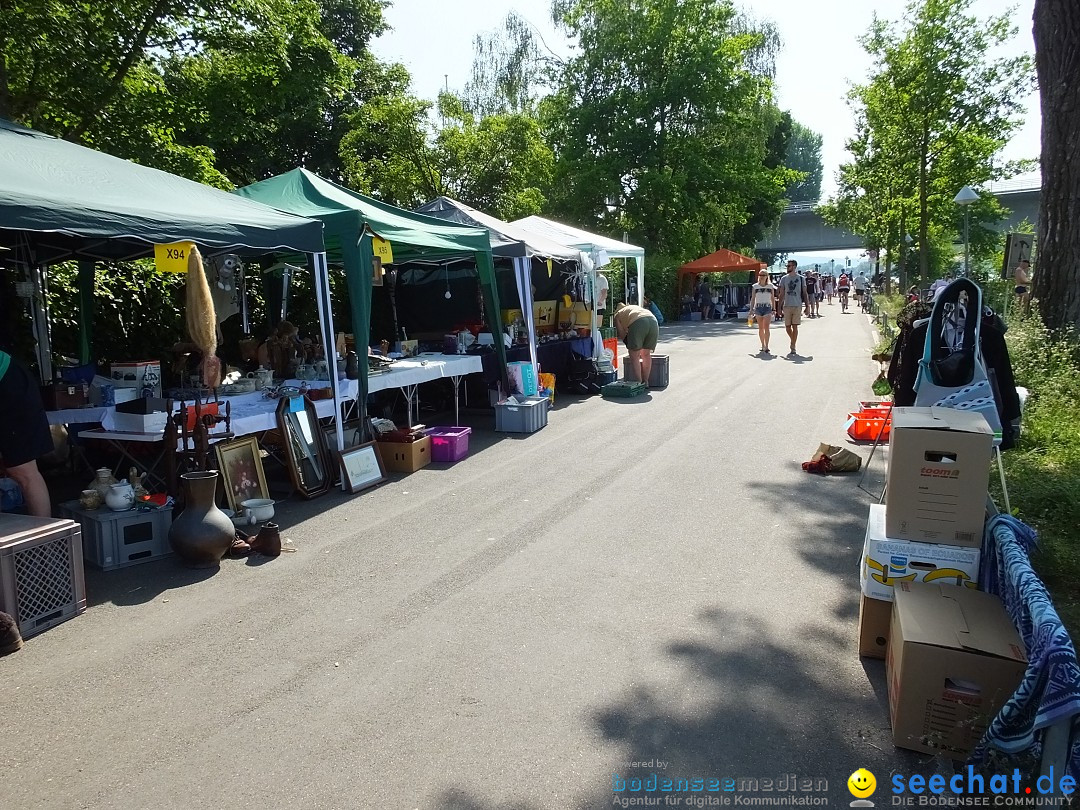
left=168, top=471, right=234, bottom=568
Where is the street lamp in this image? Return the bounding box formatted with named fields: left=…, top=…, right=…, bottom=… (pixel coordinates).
left=903, top=232, right=914, bottom=292
left=954, top=185, right=980, bottom=277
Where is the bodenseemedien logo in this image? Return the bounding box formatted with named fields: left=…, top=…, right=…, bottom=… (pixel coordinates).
left=848, top=768, right=876, bottom=807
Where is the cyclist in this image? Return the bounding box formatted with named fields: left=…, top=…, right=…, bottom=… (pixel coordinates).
left=837, top=273, right=851, bottom=312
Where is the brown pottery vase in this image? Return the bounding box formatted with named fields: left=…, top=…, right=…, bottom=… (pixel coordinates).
left=168, top=471, right=234, bottom=568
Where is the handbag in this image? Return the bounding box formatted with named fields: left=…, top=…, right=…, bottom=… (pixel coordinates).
left=913, top=278, right=1002, bottom=439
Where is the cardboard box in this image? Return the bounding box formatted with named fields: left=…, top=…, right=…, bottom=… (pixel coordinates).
left=507, top=361, right=538, bottom=396
left=887, top=581, right=1026, bottom=759
left=858, top=594, right=892, bottom=659
left=110, top=361, right=162, bottom=398
left=111, top=397, right=170, bottom=433
left=860, top=503, right=980, bottom=602
left=885, top=407, right=994, bottom=547
left=377, top=434, right=431, bottom=473
left=533, top=300, right=557, bottom=330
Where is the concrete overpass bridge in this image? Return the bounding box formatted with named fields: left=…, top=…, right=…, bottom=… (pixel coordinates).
left=755, top=180, right=1041, bottom=254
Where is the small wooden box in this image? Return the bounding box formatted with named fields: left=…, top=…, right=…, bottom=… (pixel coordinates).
left=59, top=502, right=173, bottom=571
left=41, top=382, right=89, bottom=410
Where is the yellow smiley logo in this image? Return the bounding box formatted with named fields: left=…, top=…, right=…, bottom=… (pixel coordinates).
left=848, top=768, right=876, bottom=798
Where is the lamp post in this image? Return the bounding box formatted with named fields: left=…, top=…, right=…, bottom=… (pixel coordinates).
left=954, top=185, right=979, bottom=277
left=903, top=233, right=914, bottom=293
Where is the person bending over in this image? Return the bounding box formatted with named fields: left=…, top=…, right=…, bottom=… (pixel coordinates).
left=614, top=302, right=660, bottom=386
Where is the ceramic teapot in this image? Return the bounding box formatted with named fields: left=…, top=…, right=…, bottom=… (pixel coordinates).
left=88, top=467, right=117, bottom=499
left=250, top=366, right=274, bottom=389
left=105, top=480, right=136, bottom=512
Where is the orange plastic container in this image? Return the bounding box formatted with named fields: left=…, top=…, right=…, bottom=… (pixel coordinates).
left=846, top=408, right=892, bottom=441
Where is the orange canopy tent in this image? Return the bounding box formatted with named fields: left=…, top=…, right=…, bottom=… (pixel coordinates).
left=678, top=248, right=766, bottom=296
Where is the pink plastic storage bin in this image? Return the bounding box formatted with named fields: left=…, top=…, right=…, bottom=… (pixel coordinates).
left=425, top=426, right=472, bottom=462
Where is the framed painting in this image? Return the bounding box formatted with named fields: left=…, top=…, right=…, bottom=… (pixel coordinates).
left=338, top=442, right=387, bottom=494
left=215, top=436, right=269, bottom=513
left=372, top=256, right=384, bottom=286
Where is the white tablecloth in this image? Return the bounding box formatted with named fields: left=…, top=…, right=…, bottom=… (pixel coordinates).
left=367, top=353, right=483, bottom=392
left=75, top=354, right=482, bottom=440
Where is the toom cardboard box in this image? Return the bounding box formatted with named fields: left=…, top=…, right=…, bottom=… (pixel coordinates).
left=860, top=503, right=980, bottom=602
left=885, top=407, right=994, bottom=547
left=858, top=594, right=892, bottom=659
left=887, top=581, right=1026, bottom=759
left=377, top=434, right=431, bottom=473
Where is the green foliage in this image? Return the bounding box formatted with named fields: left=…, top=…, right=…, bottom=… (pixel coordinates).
left=784, top=121, right=824, bottom=203
left=45, top=261, right=186, bottom=369
left=543, top=0, right=795, bottom=258
left=823, top=0, right=1035, bottom=285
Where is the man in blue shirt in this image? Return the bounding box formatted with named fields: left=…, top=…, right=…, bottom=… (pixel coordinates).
left=0, top=350, right=53, bottom=516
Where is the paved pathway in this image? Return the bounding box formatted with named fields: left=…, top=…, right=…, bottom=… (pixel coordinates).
left=5, top=303, right=941, bottom=809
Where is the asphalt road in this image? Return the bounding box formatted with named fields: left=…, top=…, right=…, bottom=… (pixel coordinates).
left=4, top=303, right=943, bottom=810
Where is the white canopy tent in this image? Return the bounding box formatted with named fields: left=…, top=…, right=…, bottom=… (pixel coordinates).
left=415, top=198, right=580, bottom=374
left=512, top=216, right=646, bottom=361
left=510, top=215, right=646, bottom=305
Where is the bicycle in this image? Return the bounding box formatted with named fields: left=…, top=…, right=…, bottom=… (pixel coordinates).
left=838, top=288, right=850, bottom=313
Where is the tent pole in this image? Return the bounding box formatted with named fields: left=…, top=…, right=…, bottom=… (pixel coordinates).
left=31, top=264, right=53, bottom=383
left=312, top=252, right=344, bottom=462
left=76, top=259, right=95, bottom=365
left=513, top=257, right=537, bottom=372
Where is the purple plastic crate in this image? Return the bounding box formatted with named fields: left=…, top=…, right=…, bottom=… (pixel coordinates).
left=425, top=426, right=472, bottom=462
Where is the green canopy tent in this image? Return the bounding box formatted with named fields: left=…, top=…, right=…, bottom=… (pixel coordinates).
left=0, top=117, right=328, bottom=392
left=235, top=169, right=508, bottom=425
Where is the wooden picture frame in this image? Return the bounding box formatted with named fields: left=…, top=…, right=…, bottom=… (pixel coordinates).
left=215, top=436, right=269, bottom=513
left=338, top=441, right=387, bottom=494
left=372, top=256, right=384, bottom=286
left=275, top=396, right=332, bottom=499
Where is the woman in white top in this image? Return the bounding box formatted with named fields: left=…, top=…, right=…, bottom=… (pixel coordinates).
left=750, top=269, right=778, bottom=354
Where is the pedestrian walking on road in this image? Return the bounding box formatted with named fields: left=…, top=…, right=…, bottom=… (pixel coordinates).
left=750, top=269, right=777, bottom=354
left=778, top=260, right=810, bottom=356
left=805, top=270, right=820, bottom=318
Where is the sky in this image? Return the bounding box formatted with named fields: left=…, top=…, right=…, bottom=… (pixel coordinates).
left=370, top=0, right=1041, bottom=264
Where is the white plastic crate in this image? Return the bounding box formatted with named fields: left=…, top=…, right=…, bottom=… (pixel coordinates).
left=0, top=514, right=86, bottom=639
left=60, top=502, right=173, bottom=571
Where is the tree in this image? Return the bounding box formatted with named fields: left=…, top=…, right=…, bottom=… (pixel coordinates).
left=1032, top=0, right=1080, bottom=331
left=543, top=0, right=795, bottom=258
left=824, top=0, right=1034, bottom=283
left=785, top=121, right=824, bottom=204
left=0, top=0, right=396, bottom=187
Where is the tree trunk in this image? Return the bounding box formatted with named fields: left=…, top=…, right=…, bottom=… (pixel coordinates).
left=1034, top=0, right=1080, bottom=331
left=918, top=128, right=931, bottom=286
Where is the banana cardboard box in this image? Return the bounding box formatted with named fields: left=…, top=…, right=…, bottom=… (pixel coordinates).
left=860, top=503, right=980, bottom=603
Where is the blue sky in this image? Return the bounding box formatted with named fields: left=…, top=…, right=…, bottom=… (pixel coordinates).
left=370, top=0, right=1040, bottom=263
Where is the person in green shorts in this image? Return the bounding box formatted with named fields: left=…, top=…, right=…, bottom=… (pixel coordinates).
left=614, top=302, right=660, bottom=386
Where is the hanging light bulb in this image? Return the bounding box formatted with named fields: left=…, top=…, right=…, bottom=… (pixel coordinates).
left=444, top=265, right=452, bottom=299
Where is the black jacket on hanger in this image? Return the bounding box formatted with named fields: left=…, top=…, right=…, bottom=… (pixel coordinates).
left=888, top=302, right=1022, bottom=449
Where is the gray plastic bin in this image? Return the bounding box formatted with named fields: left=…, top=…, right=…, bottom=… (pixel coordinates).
left=495, top=396, right=550, bottom=433
left=622, top=354, right=669, bottom=388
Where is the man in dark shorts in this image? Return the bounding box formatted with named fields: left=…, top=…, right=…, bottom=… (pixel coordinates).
left=614, top=302, right=660, bottom=386
left=0, top=349, right=53, bottom=516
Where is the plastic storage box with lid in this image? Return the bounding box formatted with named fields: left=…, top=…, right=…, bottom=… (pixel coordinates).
left=424, top=426, right=472, bottom=462
left=601, top=379, right=648, bottom=398
left=0, top=513, right=86, bottom=639
left=622, top=354, right=669, bottom=388
left=59, top=501, right=174, bottom=571
left=495, top=395, right=549, bottom=433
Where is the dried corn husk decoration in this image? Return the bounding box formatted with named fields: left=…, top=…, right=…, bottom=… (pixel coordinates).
left=186, top=246, right=220, bottom=386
